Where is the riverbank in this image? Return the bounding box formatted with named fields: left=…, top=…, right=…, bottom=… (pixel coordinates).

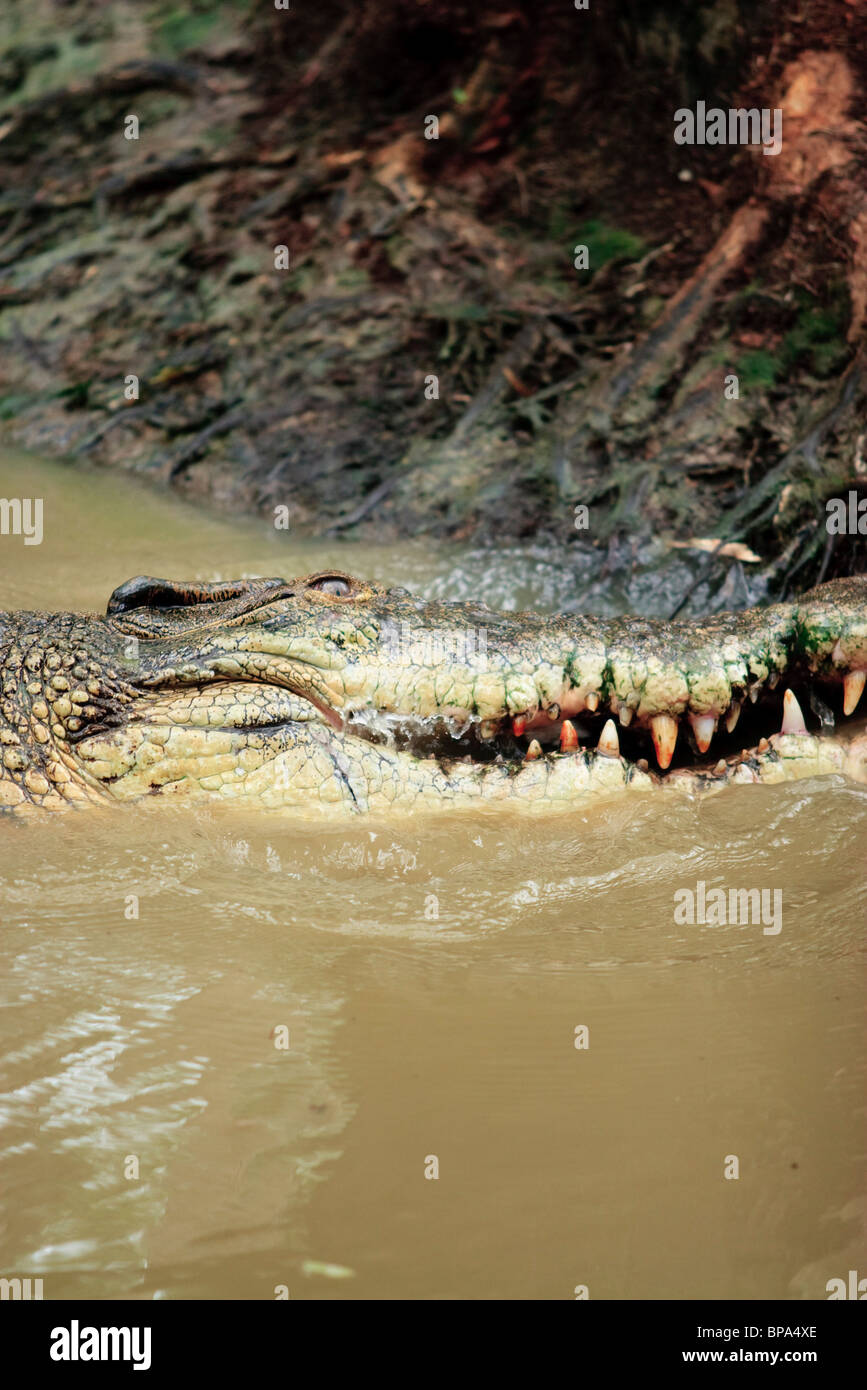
left=1, top=0, right=865, bottom=594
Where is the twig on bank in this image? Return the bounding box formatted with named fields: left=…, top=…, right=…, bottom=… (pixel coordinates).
left=74, top=406, right=153, bottom=455
left=448, top=321, right=541, bottom=445
left=815, top=526, right=837, bottom=587
left=167, top=401, right=246, bottom=477
left=717, top=359, right=864, bottom=540
left=668, top=537, right=730, bottom=619
left=327, top=475, right=400, bottom=532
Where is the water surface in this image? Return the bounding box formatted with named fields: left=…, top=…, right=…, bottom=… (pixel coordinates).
left=1, top=450, right=864, bottom=1299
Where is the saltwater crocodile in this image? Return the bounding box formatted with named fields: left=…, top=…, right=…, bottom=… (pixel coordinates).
left=1, top=571, right=866, bottom=816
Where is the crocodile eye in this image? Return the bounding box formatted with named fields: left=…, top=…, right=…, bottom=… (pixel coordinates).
left=309, top=576, right=351, bottom=596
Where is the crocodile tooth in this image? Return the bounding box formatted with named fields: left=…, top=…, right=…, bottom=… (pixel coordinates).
left=768, top=671, right=780, bottom=689
left=636, top=757, right=649, bottom=772
left=597, top=719, right=619, bottom=757
left=479, top=720, right=498, bottom=740
left=714, top=759, right=727, bottom=774
left=525, top=739, right=542, bottom=761
left=757, top=737, right=770, bottom=753
left=650, top=714, right=678, bottom=769
left=560, top=720, right=579, bottom=752
left=781, top=689, right=807, bottom=734
left=688, top=713, right=715, bottom=753
left=843, top=670, right=866, bottom=716
left=619, top=706, right=633, bottom=727
left=749, top=684, right=760, bottom=704
left=547, top=703, right=561, bottom=722
left=725, top=702, right=741, bottom=733
left=512, top=716, right=527, bottom=737
left=585, top=692, right=600, bottom=711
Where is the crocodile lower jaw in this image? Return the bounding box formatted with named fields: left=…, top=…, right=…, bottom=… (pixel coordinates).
left=72, top=702, right=867, bottom=817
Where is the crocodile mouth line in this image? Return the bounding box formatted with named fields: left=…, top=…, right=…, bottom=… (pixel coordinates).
left=337, top=669, right=859, bottom=776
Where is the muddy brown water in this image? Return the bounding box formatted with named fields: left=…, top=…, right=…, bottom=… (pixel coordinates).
left=0, top=450, right=865, bottom=1300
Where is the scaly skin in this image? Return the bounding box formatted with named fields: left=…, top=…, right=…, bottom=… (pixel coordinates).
left=1, top=571, right=865, bottom=817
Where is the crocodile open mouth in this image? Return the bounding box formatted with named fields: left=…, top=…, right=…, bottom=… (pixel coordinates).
left=342, top=668, right=863, bottom=775
left=5, top=571, right=864, bottom=815
left=90, top=569, right=867, bottom=786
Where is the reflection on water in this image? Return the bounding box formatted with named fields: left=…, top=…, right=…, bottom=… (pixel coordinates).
left=0, top=449, right=865, bottom=1299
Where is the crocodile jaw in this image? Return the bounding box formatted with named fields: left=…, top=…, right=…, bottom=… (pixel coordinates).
left=2, top=572, right=866, bottom=816
left=71, top=692, right=867, bottom=816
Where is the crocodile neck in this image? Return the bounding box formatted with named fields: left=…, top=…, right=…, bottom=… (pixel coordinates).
left=0, top=611, right=111, bottom=810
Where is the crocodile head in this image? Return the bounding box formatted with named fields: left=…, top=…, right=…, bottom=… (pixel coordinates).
left=1, top=571, right=866, bottom=815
